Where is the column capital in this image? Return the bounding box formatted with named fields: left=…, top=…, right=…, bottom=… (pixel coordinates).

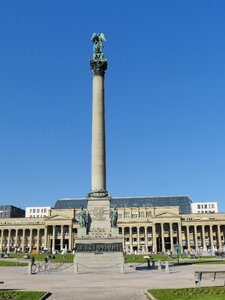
left=90, top=59, right=107, bottom=76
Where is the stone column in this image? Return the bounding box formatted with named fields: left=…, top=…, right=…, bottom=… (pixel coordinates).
left=129, top=227, right=133, bottom=253
left=122, top=227, right=125, bottom=250
left=152, top=224, right=157, bottom=253
left=90, top=58, right=108, bottom=196
left=69, top=225, right=72, bottom=250
left=15, top=229, right=18, bottom=250
left=170, top=223, right=174, bottom=252
left=60, top=225, right=64, bottom=250
left=0, top=229, right=4, bottom=251
left=37, top=229, right=40, bottom=252
left=194, top=225, right=198, bottom=251
left=161, top=223, right=165, bottom=252
left=210, top=225, right=214, bottom=251
left=202, top=225, right=206, bottom=250
left=137, top=227, right=140, bottom=253
left=145, top=227, right=148, bottom=253
left=217, top=225, right=222, bottom=251
left=186, top=226, right=190, bottom=251
left=44, top=226, right=48, bottom=249
left=30, top=229, right=33, bottom=252
left=22, top=229, right=25, bottom=252
left=52, top=225, right=56, bottom=252
left=178, top=223, right=183, bottom=254
left=7, top=229, right=11, bottom=252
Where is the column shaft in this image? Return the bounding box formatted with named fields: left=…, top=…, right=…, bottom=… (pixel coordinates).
left=7, top=229, right=11, bottom=252
left=52, top=226, right=56, bottom=252
left=202, top=225, right=206, bottom=250
left=145, top=227, right=148, bottom=253
left=91, top=74, right=106, bottom=192
left=152, top=224, right=157, bottom=253
left=161, top=223, right=165, bottom=252
left=137, top=227, right=140, bottom=253
left=194, top=226, right=198, bottom=251
left=218, top=225, right=222, bottom=251
left=210, top=225, right=214, bottom=251
left=186, top=226, right=190, bottom=251
left=129, top=227, right=133, bottom=253
left=60, top=226, right=64, bottom=250
left=170, top=223, right=174, bottom=252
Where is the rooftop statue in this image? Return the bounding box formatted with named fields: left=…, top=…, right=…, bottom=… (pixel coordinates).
left=91, top=33, right=106, bottom=60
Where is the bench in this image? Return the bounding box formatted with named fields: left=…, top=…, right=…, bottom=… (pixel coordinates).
left=194, top=271, right=225, bottom=287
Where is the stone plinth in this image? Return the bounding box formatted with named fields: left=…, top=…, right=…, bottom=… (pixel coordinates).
left=87, top=196, right=111, bottom=233
left=74, top=236, right=124, bottom=273
left=74, top=252, right=124, bottom=274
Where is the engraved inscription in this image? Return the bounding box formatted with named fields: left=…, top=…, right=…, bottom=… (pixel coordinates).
left=91, top=207, right=107, bottom=221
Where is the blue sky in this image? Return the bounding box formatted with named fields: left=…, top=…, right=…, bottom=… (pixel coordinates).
left=0, top=1, right=225, bottom=211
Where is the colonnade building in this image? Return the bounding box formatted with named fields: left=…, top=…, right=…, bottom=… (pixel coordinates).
left=0, top=196, right=224, bottom=254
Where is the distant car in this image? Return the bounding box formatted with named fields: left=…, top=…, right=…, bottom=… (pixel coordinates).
left=60, top=249, right=67, bottom=255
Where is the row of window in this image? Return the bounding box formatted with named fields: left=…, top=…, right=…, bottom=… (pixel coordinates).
left=29, top=215, right=47, bottom=218
left=197, top=211, right=216, bottom=214
left=197, top=204, right=215, bottom=209
left=29, top=208, right=47, bottom=214
left=119, top=211, right=152, bottom=219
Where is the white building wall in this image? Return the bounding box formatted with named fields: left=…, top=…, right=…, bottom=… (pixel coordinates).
left=191, top=202, right=218, bottom=214
left=25, top=206, right=51, bottom=218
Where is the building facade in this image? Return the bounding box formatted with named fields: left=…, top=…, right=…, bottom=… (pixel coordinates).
left=0, top=197, right=224, bottom=254
left=25, top=207, right=51, bottom=218
left=0, top=205, right=25, bottom=218
left=191, top=202, right=218, bottom=214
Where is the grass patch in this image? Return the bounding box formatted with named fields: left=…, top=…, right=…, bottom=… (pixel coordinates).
left=125, top=254, right=169, bottom=263
left=7, top=253, right=74, bottom=263
left=148, top=287, right=225, bottom=300
left=172, top=259, right=225, bottom=265
left=0, top=290, right=45, bottom=300
left=0, top=261, right=27, bottom=267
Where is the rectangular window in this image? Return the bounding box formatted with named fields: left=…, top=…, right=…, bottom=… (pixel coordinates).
left=139, top=211, right=145, bottom=218
left=146, top=211, right=151, bottom=218
left=30, top=209, right=32, bottom=213
left=33, top=209, right=36, bottom=213
left=44, top=208, right=47, bottom=213
left=197, top=205, right=200, bottom=209
left=212, top=204, right=215, bottom=208
left=124, top=212, right=130, bottom=218
left=205, top=204, right=207, bottom=209
left=37, top=209, right=40, bottom=213
left=131, top=213, right=137, bottom=218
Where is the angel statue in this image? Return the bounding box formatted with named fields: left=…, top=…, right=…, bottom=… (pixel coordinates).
left=91, top=33, right=106, bottom=60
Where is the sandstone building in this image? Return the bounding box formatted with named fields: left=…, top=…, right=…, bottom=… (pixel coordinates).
left=0, top=196, right=224, bottom=254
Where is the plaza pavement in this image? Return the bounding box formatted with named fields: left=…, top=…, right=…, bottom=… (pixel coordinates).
left=1, top=263, right=225, bottom=299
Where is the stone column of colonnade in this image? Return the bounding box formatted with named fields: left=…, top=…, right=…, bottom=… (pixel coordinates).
left=0, top=229, right=4, bottom=251
left=161, top=224, right=165, bottom=252
left=217, top=225, right=222, bottom=250
left=170, top=223, right=174, bottom=251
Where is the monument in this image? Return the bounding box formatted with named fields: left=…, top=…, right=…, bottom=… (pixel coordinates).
left=74, top=34, right=124, bottom=273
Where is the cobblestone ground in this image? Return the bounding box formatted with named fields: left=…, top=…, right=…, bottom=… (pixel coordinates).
left=1, top=263, right=225, bottom=300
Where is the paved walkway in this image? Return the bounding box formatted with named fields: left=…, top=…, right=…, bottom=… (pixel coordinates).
left=1, top=263, right=225, bottom=299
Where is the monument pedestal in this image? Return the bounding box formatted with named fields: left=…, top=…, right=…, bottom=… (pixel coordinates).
left=75, top=196, right=124, bottom=273
left=74, top=236, right=124, bottom=274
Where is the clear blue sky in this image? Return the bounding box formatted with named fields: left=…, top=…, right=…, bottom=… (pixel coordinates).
left=0, top=1, right=225, bottom=211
